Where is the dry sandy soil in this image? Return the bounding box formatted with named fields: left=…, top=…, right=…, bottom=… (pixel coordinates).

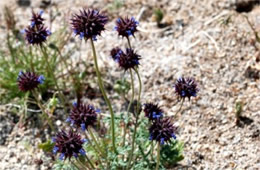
left=0, top=0, right=260, bottom=169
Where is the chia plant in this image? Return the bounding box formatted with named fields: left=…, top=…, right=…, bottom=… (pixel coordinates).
left=143, top=102, right=164, bottom=121
left=174, top=77, right=199, bottom=101
left=67, top=102, right=99, bottom=131
left=17, top=71, right=45, bottom=92
left=17, top=71, right=53, bottom=129
left=52, top=129, right=87, bottom=161
left=23, top=10, right=51, bottom=45
left=22, top=10, right=67, bottom=106
left=173, top=77, right=199, bottom=115
left=8, top=7, right=200, bottom=170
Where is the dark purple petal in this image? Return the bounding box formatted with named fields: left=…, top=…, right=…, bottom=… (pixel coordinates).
left=149, top=117, right=177, bottom=144
left=24, top=25, right=51, bottom=45
left=69, top=102, right=98, bottom=130
left=71, top=9, right=108, bottom=41
left=115, top=16, right=138, bottom=38
left=17, top=71, right=43, bottom=91
left=53, top=130, right=85, bottom=160
left=174, top=77, right=199, bottom=100
left=143, top=103, right=164, bottom=121
left=24, top=11, right=51, bottom=46
left=110, top=48, right=141, bottom=70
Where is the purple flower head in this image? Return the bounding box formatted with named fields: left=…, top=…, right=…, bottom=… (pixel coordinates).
left=119, top=48, right=141, bottom=70
left=37, top=75, right=45, bottom=84
left=149, top=117, right=177, bottom=144
left=72, top=101, right=77, bottom=107
left=111, top=48, right=141, bottom=70
left=52, top=129, right=86, bottom=160
left=69, top=102, right=98, bottom=131
left=143, top=103, right=164, bottom=121
left=115, top=16, right=138, bottom=38
left=17, top=71, right=44, bottom=92
left=30, top=10, right=44, bottom=27
left=110, top=47, right=123, bottom=61
left=24, top=11, right=51, bottom=46
left=174, top=77, right=199, bottom=100
left=24, top=24, right=51, bottom=45
left=71, top=9, right=108, bottom=41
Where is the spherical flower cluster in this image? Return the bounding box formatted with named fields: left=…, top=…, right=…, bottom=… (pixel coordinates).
left=17, top=71, right=45, bottom=92
left=66, top=102, right=100, bottom=131
left=30, top=10, right=44, bottom=27
left=149, top=117, right=176, bottom=145
left=115, top=17, right=139, bottom=38
left=24, top=25, right=51, bottom=45
left=143, top=103, right=163, bottom=121
left=110, top=47, right=123, bottom=61
left=71, top=9, right=108, bottom=41
left=52, top=129, right=87, bottom=160
left=174, top=77, right=199, bottom=100
left=23, top=11, right=51, bottom=45
left=110, top=47, right=141, bottom=70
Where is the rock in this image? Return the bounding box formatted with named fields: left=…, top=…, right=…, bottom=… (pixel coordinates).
left=17, top=0, right=31, bottom=7
left=55, top=120, right=62, bottom=126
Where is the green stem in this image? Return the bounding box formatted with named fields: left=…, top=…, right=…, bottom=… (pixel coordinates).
left=40, top=46, right=66, bottom=106
left=18, top=93, right=29, bottom=127
left=90, top=39, right=116, bottom=153
left=126, top=68, right=142, bottom=169
left=175, top=99, right=184, bottom=116
left=133, top=68, right=142, bottom=119
left=29, top=46, right=35, bottom=72
left=127, top=37, right=132, bottom=49
left=84, top=132, right=104, bottom=168
left=76, top=158, right=90, bottom=170
left=55, top=48, right=72, bottom=91
left=123, top=69, right=135, bottom=146
left=72, top=160, right=85, bottom=170
left=126, top=118, right=138, bottom=169
left=88, top=128, right=105, bottom=157
left=134, top=68, right=142, bottom=110
left=31, top=89, right=54, bottom=130
left=84, top=154, right=96, bottom=169
left=7, top=34, right=15, bottom=64
left=155, top=142, right=161, bottom=170
left=150, top=140, right=154, bottom=161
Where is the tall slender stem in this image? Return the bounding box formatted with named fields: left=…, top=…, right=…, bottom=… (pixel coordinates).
left=90, top=39, right=116, bottom=153
left=134, top=68, right=142, bottom=110
left=31, top=89, right=54, bottom=130
left=155, top=142, right=161, bottom=170
left=150, top=141, right=154, bottom=160
left=123, top=69, right=135, bottom=146
left=126, top=118, right=138, bottom=169
left=88, top=128, right=105, bottom=157
left=76, top=159, right=89, bottom=170
left=84, top=132, right=104, bottom=168
left=29, top=46, right=35, bottom=72
left=126, top=68, right=142, bottom=169
left=84, top=154, right=96, bottom=169
left=72, top=160, right=86, bottom=170
left=40, top=46, right=66, bottom=106
left=127, top=37, right=132, bottom=49
left=175, top=99, right=184, bottom=117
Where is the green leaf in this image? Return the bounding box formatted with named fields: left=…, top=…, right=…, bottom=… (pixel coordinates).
left=235, top=101, right=243, bottom=118
left=38, top=140, right=55, bottom=152
left=160, top=140, right=184, bottom=168
left=113, top=78, right=130, bottom=96
left=154, top=9, right=164, bottom=23
left=53, top=160, right=78, bottom=170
